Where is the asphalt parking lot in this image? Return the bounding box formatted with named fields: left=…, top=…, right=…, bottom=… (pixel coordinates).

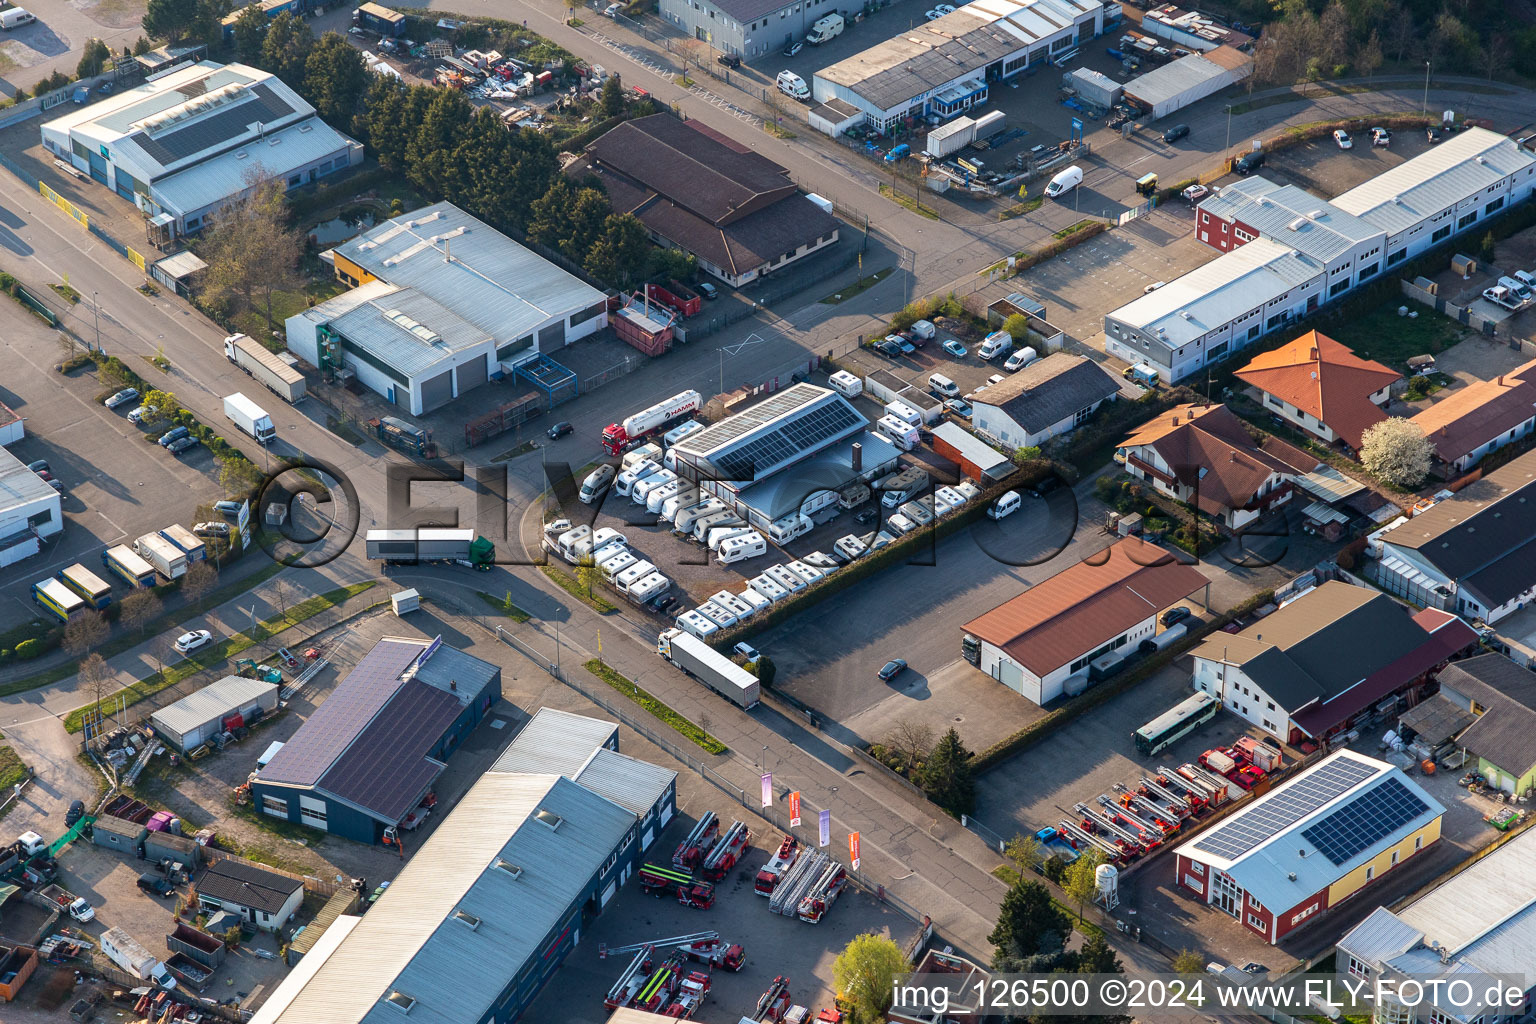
left=0, top=302, right=230, bottom=621
left=1257, top=123, right=1429, bottom=200
left=522, top=803, right=917, bottom=1024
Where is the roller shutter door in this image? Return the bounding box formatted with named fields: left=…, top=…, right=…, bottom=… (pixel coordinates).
left=419, top=369, right=453, bottom=412
left=455, top=355, right=487, bottom=394
left=538, top=322, right=565, bottom=352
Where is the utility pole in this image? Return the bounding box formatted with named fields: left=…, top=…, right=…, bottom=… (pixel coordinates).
left=92, top=291, right=101, bottom=352
left=1225, top=104, right=1233, bottom=154
left=1423, top=61, right=1431, bottom=115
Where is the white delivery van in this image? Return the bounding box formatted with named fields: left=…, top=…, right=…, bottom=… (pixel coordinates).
left=616, top=459, right=660, bottom=496
left=675, top=501, right=724, bottom=534
left=979, top=330, right=1013, bottom=360
left=622, top=442, right=663, bottom=471
left=777, top=70, right=810, bottom=100
left=694, top=511, right=743, bottom=541
left=709, top=525, right=756, bottom=552
left=910, top=319, right=937, bottom=340
left=647, top=480, right=683, bottom=514
left=1515, top=269, right=1536, bottom=290
left=877, top=415, right=920, bottom=452
left=1499, top=276, right=1532, bottom=303
left=675, top=610, right=719, bottom=639
left=988, top=490, right=1022, bottom=519
left=828, top=369, right=863, bottom=398
left=0, top=8, right=37, bottom=28
left=1044, top=165, right=1084, bottom=197
left=748, top=572, right=789, bottom=603
left=663, top=419, right=704, bottom=447
left=579, top=465, right=616, bottom=504
left=632, top=469, right=677, bottom=504
left=807, top=12, right=843, bottom=43
left=768, top=513, right=812, bottom=544
left=1003, top=346, right=1039, bottom=372
left=928, top=373, right=959, bottom=397
left=719, top=532, right=768, bottom=564
left=765, top=564, right=806, bottom=593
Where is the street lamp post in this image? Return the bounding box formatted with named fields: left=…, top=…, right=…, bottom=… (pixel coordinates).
left=1423, top=61, right=1431, bottom=115
left=1225, top=104, right=1233, bottom=154
left=92, top=291, right=101, bottom=352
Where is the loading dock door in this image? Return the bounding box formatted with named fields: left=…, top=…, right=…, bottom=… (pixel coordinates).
left=299, top=795, right=329, bottom=832
left=455, top=355, right=487, bottom=394
left=418, top=369, right=453, bottom=412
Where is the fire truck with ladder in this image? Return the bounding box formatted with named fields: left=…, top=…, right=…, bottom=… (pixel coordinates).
left=673, top=811, right=719, bottom=872
left=638, top=863, right=715, bottom=909
left=601, top=931, right=744, bottom=972
left=700, top=820, right=750, bottom=882
left=754, top=834, right=801, bottom=895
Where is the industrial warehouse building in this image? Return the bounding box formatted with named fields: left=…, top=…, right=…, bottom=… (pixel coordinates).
left=1122, top=46, right=1251, bottom=121
left=961, top=537, right=1208, bottom=704
left=970, top=353, right=1120, bottom=450
left=1176, top=751, right=1443, bottom=945
left=1188, top=581, right=1476, bottom=745
left=572, top=115, right=839, bottom=287
left=251, top=636, right=500, bottom=843
left=151, top=675, right=279, bottom=752
left=1337, top=824, right=1536, bottom=1020
left=249, top=709, right=677, bottom=1024
left=657, top=0, right=827, bottom=59
left=1409, top=356, right=1536, bottom=472
left=40, top=61, right=362, bottom=238
left=669, top=383, right=902, bottom=530
left=814, top=0, right=1107, bottom=130
left=0, top=447, right=63, bottom=569
left=286, top=203, right=608, bottom=415
left=1107, top=128, right=1536, bottom=383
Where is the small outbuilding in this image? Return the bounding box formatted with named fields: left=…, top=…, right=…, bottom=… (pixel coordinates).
left=194, top=858, right=304, bottom=932
left=931, top=422, right=1014, bottom=482
left=151, top=675, right=279, bottom=753
left=91, top=815, right=146, bottom=855
left=144, top=829, right=202, bottom=870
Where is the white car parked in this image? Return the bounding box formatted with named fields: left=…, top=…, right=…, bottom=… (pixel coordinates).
left=174, top=629, right=214, bottom=654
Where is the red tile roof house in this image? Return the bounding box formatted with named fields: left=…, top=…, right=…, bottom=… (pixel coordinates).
left=1408, top=357, right=1536, bottom=474
left=1116, top=404, right=1316, bottom=531
left=1234, top=330, right=1399, bottom=454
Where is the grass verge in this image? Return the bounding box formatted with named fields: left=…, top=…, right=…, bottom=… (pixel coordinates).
left=0, top=746, right=29, bottom=821
left=998, top=196, right=1045, bottom=220
left=491, top=440, right=538, bottom=463
left=541, top=565, right=616, bottom=613
left=820, top=267, right=894, bottom=304
left=764, top=120, right=796, bottom=140
left=879, top=183, right=939, bottom=220
left=1053, top=219, right=1097, bottom=240
left=586, top=658, right=727, bottom=754
left=61, top=581, right=376, bottom=733
left=989, top=865, right=1104, bottom=937
left=477, top=590, right=531, bottom=623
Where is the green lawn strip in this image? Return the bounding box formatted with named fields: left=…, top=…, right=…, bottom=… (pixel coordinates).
left=541, top=565, right=616, bottom=613
left=585, top=659, right=727, bottom=755
left=998, top=195, right=1045, bottom=220
left=1321, top=301, right=1469, bottom=369
left=0, top=746, right=29, bottom=822
left=61, top=581, right=376, bottom=733
left=476, top=590, right=531, bottom=623
left=879, top=183, right=939, bottom=220
left=0, top=560, right=287, bottom=698
left=819, top=267, right=894, bottom=304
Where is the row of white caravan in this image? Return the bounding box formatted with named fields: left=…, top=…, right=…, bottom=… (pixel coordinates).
left=543, top=523, right=673, bottom=605
left=672, top=560, right=835, bottom=640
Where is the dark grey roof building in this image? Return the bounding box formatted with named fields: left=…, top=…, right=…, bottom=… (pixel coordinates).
left=1435, top=654, right=1536, bottom=796
left=971, top=354, right=1120, bottom=449
left=195, top=858, right=304, bottom=931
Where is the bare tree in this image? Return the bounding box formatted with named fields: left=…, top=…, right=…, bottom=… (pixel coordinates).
left=1317, top=1, right=1351, bottom=75
left=1384, top=2, right=1417, bottom=63
left=79, top=653, right=115, bottom=724
left=1354, top=30, right=1384, bottom=78
left=62, top=610, right=110, bottom=658
left=885, top=719, right=935, bottom=771
left=119, top=589, right=162, bottom=637
left=181, top=561, right=217, bottom=610
left=148, top=635, right=176, bottom=683
left=675, top=38, right=710, bottom=72
left=197, top=172, right=305, bottom=331
left=1481, top=35, right=1511, bottom=81
left=271, top=578, right=291, bottom=624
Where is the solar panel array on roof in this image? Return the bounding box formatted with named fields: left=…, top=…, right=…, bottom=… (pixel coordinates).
left=678, top=385, right=829, bottom=456
left=128, top=82, right=294, bottom=167
left=712, top=401, right=862, bottom=481
left=1302, top=777, right=1430, bottom=866
left=1192, top=755, right=1376, bottom=860
left=317, top=679, right=462, bottom=823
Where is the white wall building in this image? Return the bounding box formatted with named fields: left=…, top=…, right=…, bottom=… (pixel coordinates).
left=814, top=0, right=1106, bottom=130
left=41, top=61, right=362, bottom=237
left=971, top=353, right=1120, bottom=449
left=0, top=448, right=62, bottom=568
left=286, top=203, right=608, bottom=416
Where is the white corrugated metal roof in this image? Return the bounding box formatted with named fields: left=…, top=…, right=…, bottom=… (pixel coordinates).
left=1123, top=52, right=1240, bottom=107
left=150, top=675, right=276, bottom=736
left=489, top=707, right=618, bottom=776
left=1106, top=236, right=1323, bottom=349
left=0, top=447, right=58, bottom=519
left=1331, top=127, right=1536, bottom=235
left=327, top=286, right=493, bottom=380
left=1198, top=178, right=1383, bottom=264
left=150, top=118, right=357, bottom=217
left=1394, top=822, right=1536, bottom=954
left=330, top=203, right=606, bottom=344
left=573, top=747, right=675, bottom=816
left=251, top=773, right=634, bottom=1024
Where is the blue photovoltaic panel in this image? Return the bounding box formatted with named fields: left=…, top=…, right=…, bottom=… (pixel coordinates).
left=1301, top=778, right=1430, bottom=866
left=1192, top=756, right=1377, bottom=861
left=318, top=680, right=461, bottom=822
left=258, top=640, right=424, bottom=786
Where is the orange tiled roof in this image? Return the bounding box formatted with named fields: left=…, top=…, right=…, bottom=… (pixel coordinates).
left=1409, top=357, right=1536, bottom=463
left=1122, top=404, right=1297, bottom=512
left=1234, top=330, right=1399, bottom=449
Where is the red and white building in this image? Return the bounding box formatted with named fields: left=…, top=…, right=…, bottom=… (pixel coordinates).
left=1175, top=751, right=1444, bottom=945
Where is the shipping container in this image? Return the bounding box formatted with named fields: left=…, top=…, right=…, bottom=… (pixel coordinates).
left=925, top=115, right=976, bottom=158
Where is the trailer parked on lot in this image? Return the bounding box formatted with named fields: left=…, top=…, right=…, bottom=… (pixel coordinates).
left=135, top=533, right=187, bottom=581
left=103, top=544, right=157, bottom=588
left=224, top=334, right=305, bottom=403
left=657, top=629, right=760, bottom=708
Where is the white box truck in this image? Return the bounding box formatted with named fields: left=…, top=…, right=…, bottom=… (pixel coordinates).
left=135, top=533, right=187, bottom=580
left=223, top=393, right=276, bottom=445
left=224, top=334, right=306, bottom=403
left=102, top=927, right=176, bottom=988
left=806, top=12, right=843, bottom=43
left=657, top=628, right=761, bottom=708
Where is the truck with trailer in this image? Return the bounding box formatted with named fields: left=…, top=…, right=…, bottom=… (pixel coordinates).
left=365, top=529, right=494, bottom=568
left=135, top=533, right=188, bottom=581
left=223, top=393, right=276, bottom=445
left=603, top=390, right=703, bottom=455
left=159, top=524, right=206, bottom=563
left=370, top=416, right=438, bottom=458
left=224, top=334, right=305, bottom=403
left=103, top=544, right=157, bottom=588
left=656, top=628, right=760, bottom=709
left=101, top=927, right=177, bottom=988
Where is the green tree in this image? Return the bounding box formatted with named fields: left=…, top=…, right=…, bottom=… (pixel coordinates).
left=600, top=75, right=624, bottom=117
left=989, top=879, right=1070, bottom=962
left=189, top=0, right=233, bottom=51
left=1479, top=230, right=1497, bottom=264
left=1003, top=832, right=1042, bottom=876
left=648, top=247, right=697, bottom=283
left=1073, top=932, right=1122, bottom=974
left=303, top=31, right=369, bottom=124
left=746, top=654, right=776, bottom=687
left=140, top=389, right=179, bottom=426
left=358, top=77, right=418, bottom=169
left=917, top=727, right=975, bottom=817
left=261, top=11, right=315, bottom=89
left=220, top=457, right=262, bottom=499
left=405, top=88, right=474, bottom=197
left=78, top=38, right=113, bottom=79
left=585, top=213, right=650, bottom=289
left=1359, top=418, right=1433, bottom=488
left=133, top=35, right=155, bottom=56
left=503, top=127, right=558, bottom=232
left=564, top=188, right=614, bottom=264
left=143, top=0, right=197, bottom=40
left=576, top=560, right=602, bottom=597
left=232, top=5, right=269, bottom=65
left=1061, top=847, right=1104, bottom=922
left=1173, top=949, right=1206, bottom=974
left=831, top=933, right=907, bottom=1024
left=454, top=107, right=520, bottom=226
left=527, top=179, right=577, bottom=254
left=1002, top=312, right=1031, bottom=340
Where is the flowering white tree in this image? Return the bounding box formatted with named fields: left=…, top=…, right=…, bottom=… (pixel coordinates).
left=1360, top=418, right=1433, bottom=488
